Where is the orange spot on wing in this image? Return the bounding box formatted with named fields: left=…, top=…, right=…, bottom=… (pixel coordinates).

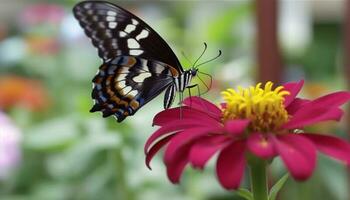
left=168, top=65, right=179, bottom=77
left=126, top=57, right=136, bottom=67
left=93, top=77, right=103, bottom=84
left=130, top=100, right=140, bottom=110
left=99, top=64, right=108, bottom=70
left=119, top=100, right=129, bottom=107
left=110, top=96, right=120, bottom=103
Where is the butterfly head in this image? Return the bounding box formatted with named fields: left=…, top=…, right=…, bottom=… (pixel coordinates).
left=182, top=43, right=222, bottom=95
left=190, top=68, right=198, bottom=77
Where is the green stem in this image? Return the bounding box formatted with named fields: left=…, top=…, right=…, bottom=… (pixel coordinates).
left=250, top=159, right=268, bottom=200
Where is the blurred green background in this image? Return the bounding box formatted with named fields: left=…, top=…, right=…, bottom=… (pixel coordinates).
left=0, top=0, right=349, bottom=200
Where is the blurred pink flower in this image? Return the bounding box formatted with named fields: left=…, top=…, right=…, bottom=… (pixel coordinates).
left=0, top=112, right=21, bottom=178
left=21, top=4, right=65, bottom=25
left=145, top=80, right=350, bottom=190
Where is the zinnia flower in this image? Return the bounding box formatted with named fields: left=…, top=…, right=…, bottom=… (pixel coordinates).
left=145, top=80, right=350, bottom=190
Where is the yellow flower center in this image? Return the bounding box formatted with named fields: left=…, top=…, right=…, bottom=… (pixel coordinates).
left=221, top=81, right=290, bottom=132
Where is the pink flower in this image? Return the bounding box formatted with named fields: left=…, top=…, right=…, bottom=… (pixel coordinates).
left=145, top=80, right=350, bottom=190
left=0, top=112, right=21, bottom=179
left=20, top=4, right=65, bottom=25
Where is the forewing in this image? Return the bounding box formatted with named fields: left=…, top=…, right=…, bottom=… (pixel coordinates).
left=73, top=1, right=183, bottom=71
left=90, top=56, right=176, bottom=122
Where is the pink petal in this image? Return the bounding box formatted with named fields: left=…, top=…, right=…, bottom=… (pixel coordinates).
left=224, top=119, right=250, bottom=136
left=247, top=133, right=276, bottom=159
left=166, top=144, right=191, bottom=183
left=145, top=119, right=218, bottom=154
left=302, top=133, right=350, bottom=164
left=285, top=98, right=310, bottom=115
left=145, top=134, right=175, bottom=170
left=284, top=91, right=350, bottom=129
left=216, top=140, right=246, bottom=190
left=271, top=134, right=316, bottom=180
left=189, top=135, right=229, bottom=169
left=283, top=80, right=304, bottom=107
left=283, top=107, right=344, bottom=129
left=307, top=91, right=350, bottom=108
left=153, top=106, right=220, bottom=126
left=164, top=127, right=222, bottom=165
left=182, top=96, right=222, bottom=119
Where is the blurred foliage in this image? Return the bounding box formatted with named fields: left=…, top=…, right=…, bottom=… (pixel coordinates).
left=0, top=1, right=348, bottom=200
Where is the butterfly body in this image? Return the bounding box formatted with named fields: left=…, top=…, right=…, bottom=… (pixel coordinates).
left=73, top=1, right=201, bottom=122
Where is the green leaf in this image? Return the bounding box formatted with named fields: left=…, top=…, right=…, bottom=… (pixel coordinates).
left=206, top=2, right=252, bottom=44
left=236, top=188, right=254, bottom=200
left=24, top=117, right=80, bottom=151
left=269, top=174, right=289, bottom=200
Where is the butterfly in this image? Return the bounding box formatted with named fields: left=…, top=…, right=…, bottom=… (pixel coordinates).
left=73, top=1, right=220, bottom=122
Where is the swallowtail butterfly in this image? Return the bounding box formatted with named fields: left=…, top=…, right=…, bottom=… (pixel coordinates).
left=73, top=1, right=220, bottom=122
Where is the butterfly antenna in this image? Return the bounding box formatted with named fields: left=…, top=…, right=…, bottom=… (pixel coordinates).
left=195, top=50, right=222, bottom=68
left=181, top=51, right=193, bottom=66
left=192, top=42, right=208, bottom=68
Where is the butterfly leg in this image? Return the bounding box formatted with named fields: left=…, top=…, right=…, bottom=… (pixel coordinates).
left=179, top=91, right=184, bottom=119
left=186, top=84, right=198, bottom=108
left=187, top=87, right=192, bottom=108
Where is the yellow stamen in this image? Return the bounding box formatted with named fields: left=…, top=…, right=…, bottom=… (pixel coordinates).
left=221, top=81, right=290, bottom=132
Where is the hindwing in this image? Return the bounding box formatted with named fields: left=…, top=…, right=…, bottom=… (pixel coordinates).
left=91, top=56, right=178, bottom=122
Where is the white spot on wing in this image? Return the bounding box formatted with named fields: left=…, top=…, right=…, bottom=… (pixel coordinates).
left=106, top=16, right=116, bottom=22
left=139, top=59, right=148, bottom=69
left=120, top=86, right=132, bottom=95
left=132, top=73, right=152, bottom=82
left=107, top=11, right=117, bottom=16
left=84, top=3, right=92, bottom=9
left=109, top=22, right=117, bottom=29
left=136, top=30, right=149, bottom=40
left=119, top=32, right=127, bottom=37
left=129, top=50, right=143, bottom=56
left=117, top=74, right=127, bottom=81
left=127, top=39, right=140, bottom=48
left=125, top=24, right=136, bottom=33
left=129, top=90, right=138, bottom=97
left=132, top=19, right=139, bottom=25
left=155, top=65, right=164, bottom=74
left=118, top=80, right=126, bottom=88
left=119, top=67, right=129, bottom=74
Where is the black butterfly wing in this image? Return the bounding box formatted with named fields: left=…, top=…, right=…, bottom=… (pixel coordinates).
left=73, top=1, right=183, bottom=72
left=90, top=56, right=178, bottom=122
